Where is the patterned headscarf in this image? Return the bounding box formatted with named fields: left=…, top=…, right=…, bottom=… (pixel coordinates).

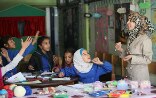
left=73, top=48, right=93, bottom=73
left=127, top=11, right=155, bottom=53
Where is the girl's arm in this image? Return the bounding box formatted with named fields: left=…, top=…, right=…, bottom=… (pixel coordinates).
left=1, top=54, right=23, bottom=76
left=59, top=66, right=77, bottom=77
left=1, top=37, right=32, bottom=76
left=96, top=61, right=113, bottom=76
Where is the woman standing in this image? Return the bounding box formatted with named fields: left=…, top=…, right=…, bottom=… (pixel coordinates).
left=115, top=11, right=154, bottom=81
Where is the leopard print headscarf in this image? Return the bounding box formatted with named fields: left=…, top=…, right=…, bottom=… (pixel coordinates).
left=127, top=11, right=155, bottom=53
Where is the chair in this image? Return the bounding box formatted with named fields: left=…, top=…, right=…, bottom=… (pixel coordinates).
left=94, top=52, right=112, bottom=81
left=121, top=58, right=127, bottom=77
left=111, top=55, right=119, bottom=80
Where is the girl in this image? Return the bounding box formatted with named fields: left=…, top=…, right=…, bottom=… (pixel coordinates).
left=28, top=36, right=56, bottom=72
left=55, top=48, right=74, bottom=75
left=0, top=37, right=32, bottom=89
left=62, top=48, right=75, bottom=68
left=115, top=11, right=154, bottom=81
left=59, top=48, right=112, bottom=83
left=0, top=31, right=39, bottom=78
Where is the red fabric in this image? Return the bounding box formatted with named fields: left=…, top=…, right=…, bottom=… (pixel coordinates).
left=0, top=67, right=4, bottom=89
left=0, top=16, right=45, bottom=37
left=6, top=89, right=14, bottom=98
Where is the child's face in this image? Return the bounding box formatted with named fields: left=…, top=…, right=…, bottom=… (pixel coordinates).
left=39, top=39, right=50, bottom=52
left=6, top=38, right=16, bottom=49
left=64, top=52, right=73, bottom=65
left=82, top=50, right=91, bottom=63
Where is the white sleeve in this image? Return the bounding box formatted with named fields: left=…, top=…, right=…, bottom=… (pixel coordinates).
left=1, top=54, right=23, bottom=76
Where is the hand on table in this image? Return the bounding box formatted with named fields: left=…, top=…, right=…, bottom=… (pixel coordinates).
left=28, top=65, right=35, bottom=70
left=58, top=72, right=64, bottom=77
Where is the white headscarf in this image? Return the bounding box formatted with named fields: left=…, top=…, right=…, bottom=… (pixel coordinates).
left=73, top=48, right=93, bottom=73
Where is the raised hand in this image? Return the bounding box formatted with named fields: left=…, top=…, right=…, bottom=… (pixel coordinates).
left=115, top=42, right=123, bottom=52
left=21, top=37, right=32, bottom=50
left=92, top=57, right=103, bottom=65
left=19, top=37, right=32, bottom=56
left=1, top=48, right=11, bottom=62
left=32, top=31, right=40, bottom=45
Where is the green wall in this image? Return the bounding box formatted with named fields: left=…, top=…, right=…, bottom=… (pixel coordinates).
left=0, top=0, right=56, bottom=11
left=0, top=4, right=45, bottom=17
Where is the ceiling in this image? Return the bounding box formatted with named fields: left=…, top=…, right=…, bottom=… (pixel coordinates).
left=0, top=0, right=56, bottom=11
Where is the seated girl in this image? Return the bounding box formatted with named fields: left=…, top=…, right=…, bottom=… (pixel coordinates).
left=62, top=48, right=75, bottom=68
left=0, top=37, right=32, bottom=89
left=28, top=36, right=56, bottom=72
left=54, top=48, right=74, bottom=74
left=59, top=48, right=112, bottom=83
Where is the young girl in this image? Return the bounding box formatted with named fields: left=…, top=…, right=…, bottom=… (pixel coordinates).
left=28, top=36, right=55, bottom=72
left=0, top=31, right=39, bottom=78
left=0, top=37, right=32, bottom=89
left=54, top=48, right=74, bottom=75
left=62, top=48, right=75, bottom=68
left=59, top=48, right=112, bottom=83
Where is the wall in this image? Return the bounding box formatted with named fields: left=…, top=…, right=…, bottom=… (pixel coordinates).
left=0, top=4, right=45, bottom=17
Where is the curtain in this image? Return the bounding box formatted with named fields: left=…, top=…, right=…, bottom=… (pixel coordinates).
left=0, top=16, right=45, bottom=37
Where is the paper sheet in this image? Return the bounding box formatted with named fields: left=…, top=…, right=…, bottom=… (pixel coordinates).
left=6, top=72, right=26, bottom=83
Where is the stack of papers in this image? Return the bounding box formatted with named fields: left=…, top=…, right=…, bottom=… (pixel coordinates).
left=6, top=72, right=26, bottom=83
left=21, top=80, right=42, bottom=84
left=52, top=77, right=70, bottom=80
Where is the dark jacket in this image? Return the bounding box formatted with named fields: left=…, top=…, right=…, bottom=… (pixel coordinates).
left=29, top=49, right=54, bottom=72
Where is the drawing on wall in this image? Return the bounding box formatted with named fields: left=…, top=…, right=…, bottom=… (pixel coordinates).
left=114, top=3, right=130, bottom=44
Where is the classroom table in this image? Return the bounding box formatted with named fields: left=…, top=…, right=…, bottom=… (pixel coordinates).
left=5, top=77, right=78, bottom=88
left=13, top=84, right=156, bottom=98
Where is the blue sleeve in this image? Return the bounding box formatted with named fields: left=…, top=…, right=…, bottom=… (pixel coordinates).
left=23, top=44, right=35, bottom=56
left=97, top=61, right=112, bottom=76
left=60, top=66, right=77, bottom=77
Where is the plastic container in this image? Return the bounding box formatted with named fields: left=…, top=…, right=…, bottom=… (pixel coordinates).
left=0, top=89, right=8, bottom=98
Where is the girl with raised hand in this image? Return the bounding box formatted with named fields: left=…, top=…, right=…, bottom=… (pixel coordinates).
left=0, top=37, right=32, bottom=89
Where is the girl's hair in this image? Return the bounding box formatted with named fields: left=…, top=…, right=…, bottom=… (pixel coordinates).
left=0, top=35, right=12, bottom=49
left=62, top=48, right=75, bottom=68
left=37, top=36, right=50, bottom=49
